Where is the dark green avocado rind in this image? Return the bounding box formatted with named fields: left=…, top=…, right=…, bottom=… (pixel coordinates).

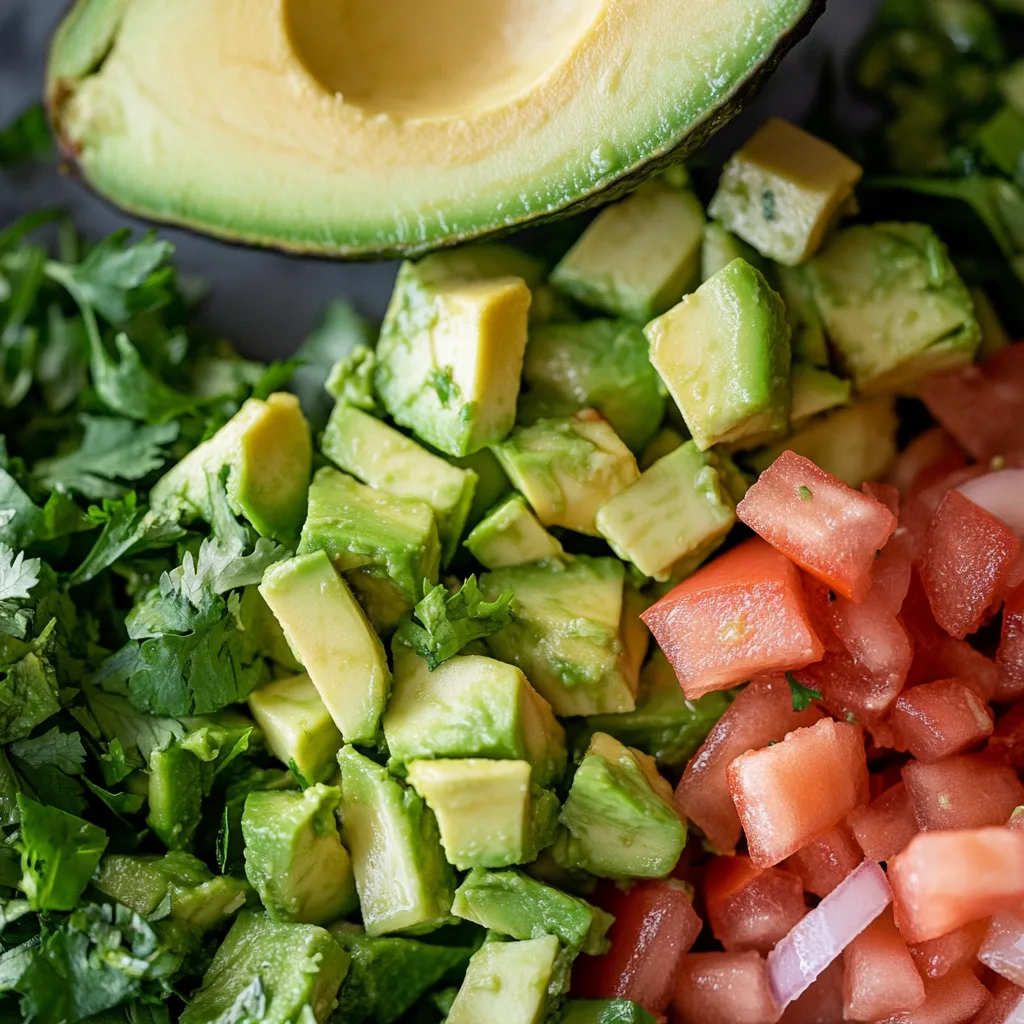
left=45, top=0, right=825, bottom=260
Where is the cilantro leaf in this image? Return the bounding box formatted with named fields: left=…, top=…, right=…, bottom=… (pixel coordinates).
left=786, top=672, right=822, bottom=712
left=0, top=651, right=60, bottom=744
left=0, top=543, right=40, bottom=640
left=396, top=575, right=515, bottom=670
left=16, top=794, right=108, bottom=911
left=0, top=751, right=22, bottom=826
left=33, top=416, right=179, bottom=500
left=82, top=779, right=145, bottom=818
left=325, top=344, right=379, bottom=413
left=78, top=682, right=184, bottom=766
left=36, top=303, right=88, bottom=413
left=0, top=104, right=53, bottom=167
left=98, top=738, right=134, bottom=787
left=8, top=728, right=87, bottom=816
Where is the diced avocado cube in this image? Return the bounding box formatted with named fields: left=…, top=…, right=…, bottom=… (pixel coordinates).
left=406, top=759, right=558, bottom=871
left=789, top=363, right=852, bottom=424
left=147, top=741, right=203, bottom=852
left=93, top=852, right=249, bottom=931
left=451, top=448, right=511, bottom=530
left=645, top=259, right=792, bottom=450
left=322, top=403, right=477, bottom=566
left=558, top=1000, right=659, bottom=1024
left=298, top=466, right=440, bottom=633
left=337, top=745, right=456, bottom=936
left=464, top=494, right=565, bottom=570
left=559, top=732, right=686, bottom=879
left=452, top=868, right=612, bottom=956
left=972, top=287, right=1011, bottom=361
left=775, top=264, right=830, bottom=367
left=247, top=674, right=342, bottom=784
left=481, top=556, right=641, bottom=717
left=708, top=118, right=863, bottom=266
left=573, top=651, right=732, bottom=772
left=595, top=440, right=737, bottom=581
left=375, top=252, right=532, bottom=457
left=493, top=414, right=639, bottom=536
left=242, top=783, right=357, bottom=926
left=804, top=222, right=981, bottom=392
left=382, top=642, right=566, bottom=788
left=701, top=221, right=766, bottom=281
left=179, top=910, right=348, bottom=1024
left=550, top=182, right=705, bottom=323
left=447, top=936, right=561, bottom=1024
left=639, top=426, right=686, bottom=472
left=332, top=931, right=473, bottom=1024
left=245, top=587, right=303, bottom=672
left=260, top=552, right=390, bottom=745
left=519, top=320, right=667, bottom=453
left=746, top=396, right=899, bottom=489
left=151, top=392, right=311, bottom=542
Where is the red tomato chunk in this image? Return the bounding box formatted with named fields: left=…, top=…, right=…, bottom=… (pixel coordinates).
left=887, top=678, right=994, bottom=762
left=642, top=538, right=824, bottom=699
left=999, top=586, right=1024, bottom=700
left=737, top=450, right=898, bottom=602
left=727, top=718, right=868, bottom=868
left=675, top=678, right=825, bottom=853
left=908, top=918, right=988, bottom=980
left=672, top=951, right=781, bottom=1024
left=974, top=978, right=1024, bottom=1024
left=902, top=756, right=1024, bottom=831
left=888, top=828, right=1024, bottom=943
left=571, top=879, right=700, bottom=1016
left=848, top=781, right=917, bottom=862
left=871, top=968, right=990, bottom=1024
left=843, top=909, right=925, bottom=1022
left=782, top=822, right=863, bottom=897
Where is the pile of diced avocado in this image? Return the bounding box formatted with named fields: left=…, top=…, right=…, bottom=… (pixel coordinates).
left=99, top=119, right=990, bottom=1024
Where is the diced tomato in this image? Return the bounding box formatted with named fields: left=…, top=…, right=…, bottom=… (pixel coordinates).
left=864, top=480, right=901, bottom=516
left=887, top=427, right=967, bottom=496
left=871, top=968, right=990, bottom=1024
left=887, top=678, right=994, bottom=762
left=998, top=586, right=1024, bottom=700
left=921, top=490, right=1020, bottom=639
left=778, top=959, right=844, bottom=1024
left=973, top=978, right=1024, bottom=1024
left=908, top=918, right=989, bottom=980
left=888, top=828, right=1024, bottom=943
left=782, top=822, right=863, bottom=897
left=903, top=756, right=1024, bottom=831
left=919, top=342, right=1024, bottom=460
left=794, top=647, right=908, bottom=726
left=704, top=855, right=806, bottom=953
left=988, top=704, right=1024, bottom=772
left=843, top=908, right=926, bottom=1022
left=727, top=718, right=869, bottom=868
left=737, top=450, right=898, bottom=602
left=979, top=909, right=1024, bottom=988
left=672, top=951, right=781, bottom=1024
left=675, top=678, right=825, bottom=853
left=847, top=782, right=917, bottom=862
left=642, top=538, right=824, bottom=699
left=571, top=879, right=700, bottom=1015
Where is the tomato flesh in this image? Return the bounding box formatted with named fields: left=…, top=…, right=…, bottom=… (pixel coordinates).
left=782, top=822, right=863, bottom=898
left=727, top=718, right=869, bottom=868
left=672, top=951, right=781, bottom=1024
left=987, top=703, right=1024, bottom=772
left=571, top=879, right=700, bottom=1015
left=887, top=677, right=994, bottom=762
left=676, top=677, right=825, bottom=853
left=999, top=585, right=1024, bottom=700
left=903, top=755, right=1024, bottom=831
left=974, top=978, right=1024, bottom=1024
left=887, top=426, right=967, bottom=496
left=871, top=968, right=990, bottom=1024
left=843, top=909, right=925, bottom=1022
left=737, top=450, right=898, bottom=601
left=642, top=537, right=824, bottom=699
left=908, top=918, right=989, bottom=980
left=847, top=781, right=917, bottom=863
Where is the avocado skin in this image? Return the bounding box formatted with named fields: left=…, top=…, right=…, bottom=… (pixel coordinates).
left=45, top=1, right=824, bottom=259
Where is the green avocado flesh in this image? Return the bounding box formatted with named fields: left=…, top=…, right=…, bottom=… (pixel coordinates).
left=47, top=0, right=819, bottom=256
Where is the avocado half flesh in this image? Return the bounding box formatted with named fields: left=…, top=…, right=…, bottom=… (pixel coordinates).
left=47, top=0, right=822, bottom=258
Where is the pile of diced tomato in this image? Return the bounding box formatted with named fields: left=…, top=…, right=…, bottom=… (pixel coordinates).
left=569, top=344, right=1024, bottom=1024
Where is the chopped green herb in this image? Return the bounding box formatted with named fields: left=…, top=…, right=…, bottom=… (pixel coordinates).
left=786, top=673, right=822, bottom=712
left=798, top=484, right=813, bottom=501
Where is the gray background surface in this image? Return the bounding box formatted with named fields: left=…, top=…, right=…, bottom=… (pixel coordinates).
left=1, top=0, right=875, bottom=359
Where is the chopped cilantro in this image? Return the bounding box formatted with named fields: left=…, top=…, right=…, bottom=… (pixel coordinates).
left=786, top=672, right=822, bottom=712
left=798, top=484, right=813, bottom=501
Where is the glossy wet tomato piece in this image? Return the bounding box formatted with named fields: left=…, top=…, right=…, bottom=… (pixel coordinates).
left=843, top=908, right=925, bottom=1022
left=887, top=678, right=994, bottom=763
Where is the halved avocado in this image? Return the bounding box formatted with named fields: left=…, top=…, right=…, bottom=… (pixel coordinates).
left=47, top=0, right=821, bottom=258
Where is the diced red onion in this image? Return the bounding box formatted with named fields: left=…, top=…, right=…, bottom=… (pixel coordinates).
left=766, top=859, right=892, bottom=1011
left=981, top=910, right=1024, bottom=988
left=958, top=470, right=1024, bottom=537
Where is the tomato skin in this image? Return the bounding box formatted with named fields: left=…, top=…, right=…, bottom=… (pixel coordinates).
left=703, top=855, right=806, bottom=953
left=888, top=828, right=1024, bottom=943
left=921, top=489, right=1020, bottom=639
left=843, top=909, right=925, bottom=1022
left=727, top=718, right=868, bottom=868
left=782, top=822, right=863, bottom=898
left=672, top=951, right=781, bottom=1024
left=903, top=756, right=1024, bottom=832
left=919, top=342, right=1024, bottom=460
left=847, top=781, right=917, bottom=863
left=998, top=585, right=1024, bottom=700
left=887, top=677, right=994, bottom=763
left=737, top=450, right=898, bottom=601
left=570, top=879, right=700, bottom=1016
left=987, top=703, right=1024, bottom=772
left=642, top=538, right=824, bottom=699
left=886, top=427, right=967, bottom=496
left=675, top=677, right=825, bottom=853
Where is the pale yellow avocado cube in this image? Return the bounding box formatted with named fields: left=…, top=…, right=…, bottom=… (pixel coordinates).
left=708, top=118, right=863, bottom=266
left=406, top=759, right=545, bottom=870
left=492, top=413, right=639, bottom=536
left=259, top=552, right=390, bottom=745
left=550, top=181, right=705, bottom=322
left=247, top=674, right=342, bottom=784
left=464, top=494, right=565, bottom=569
